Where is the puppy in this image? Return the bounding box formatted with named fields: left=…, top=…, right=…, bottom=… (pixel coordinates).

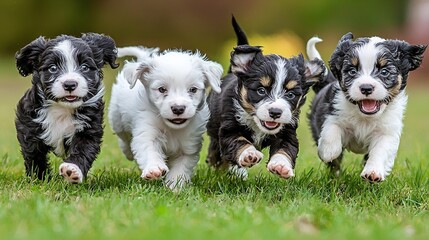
left=206, top=17, right=325, bottom=179
left=108, top=46, right=223, bottom=189
left=307, top=33, right=426, bottom=182
left=15, top=33, right=118, bottom=183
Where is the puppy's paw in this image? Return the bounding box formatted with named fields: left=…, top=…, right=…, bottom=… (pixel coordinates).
left=141, top=164, right=169, bottom=180
left=237, top=146, right=263, bottom=168
left=360, top=168, right=385, bottom=183
left=59, top=163, right=83, bottom=184
left=267, top=154, right=294, bottom=179
left=165, top=175, right=190, bottom=191
left=228, top=165, right=249, bottom=180
left=317, top=138, right=343, bottom=163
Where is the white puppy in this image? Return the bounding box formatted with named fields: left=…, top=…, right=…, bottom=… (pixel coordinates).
left=108, top=46, right=222, bottom=189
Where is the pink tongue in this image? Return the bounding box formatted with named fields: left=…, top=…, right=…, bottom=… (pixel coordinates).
left=264, top=121, right=279, bottom=128
left=361, top=100, right=377, bottom=112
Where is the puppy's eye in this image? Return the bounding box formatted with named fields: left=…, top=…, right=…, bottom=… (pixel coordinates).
left=379, top=68, right=390, bottom=77
left=189, top=87, right=198, bottom=93
left=80, top=64, right=90, bottom=73
left=348, top=68, right=357, bottom=76
left=257, top=87, right=267, bottom=96
left=48, top=65, right=58, bottom=73
left=285, top=91, right=295, bottom=100
left=158, top=87, right=167, bottom=93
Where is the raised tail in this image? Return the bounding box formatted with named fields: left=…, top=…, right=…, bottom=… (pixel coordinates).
left=306, top=37, right=323, bottom=61
left=232, top=15, right=249, bottom=46
left=306, top=37, right=337, bottom=93
left=117, top=46, right=159, bottom=62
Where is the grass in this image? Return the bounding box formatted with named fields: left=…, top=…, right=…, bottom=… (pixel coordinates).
left=0, top=57, right=428, bottom=239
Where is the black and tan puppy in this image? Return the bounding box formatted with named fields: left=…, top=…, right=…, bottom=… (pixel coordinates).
left=15, top=33, right=118, bottom=183
left=206, top=17, right=325, bottom=179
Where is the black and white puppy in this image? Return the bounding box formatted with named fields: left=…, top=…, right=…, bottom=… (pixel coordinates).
left=307, top=33, right=426, bottom=182
left=206, top=17, right=325, bottom=179
left=15, top=33, right=118, bottom=183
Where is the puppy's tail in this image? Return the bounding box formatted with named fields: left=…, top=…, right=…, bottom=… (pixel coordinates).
left=232, top=15, right=249, bottom=46
left=117, top=46, right=159, bottom=62
left=306, top=37, right=337, bottom=93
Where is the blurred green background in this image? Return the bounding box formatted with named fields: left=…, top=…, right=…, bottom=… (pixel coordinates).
left=0, top=0, right=428, bottom=75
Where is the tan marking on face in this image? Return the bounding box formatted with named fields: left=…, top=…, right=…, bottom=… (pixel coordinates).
left=378, top=57, right=388, bottom=67
left=240, top=87, right=255, bottom=112
left=285, top=80, right=298, bottom=90
left=351, top=57, right=359, bottom=66
left=260, top=76, right=272, bottom=87
left=389, top=75, right=402, bottom=97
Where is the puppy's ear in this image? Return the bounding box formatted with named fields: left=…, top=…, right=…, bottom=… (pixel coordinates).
left=16, top=36, right=47, bottom=77
left=201, top=60, right=223, bottom=93
left=295, top=54, right=325, bottom=95
left=230, top=45, right=262, bottom=74
left=81, top=33, right=119, bottom=69
left=384, top=40, right=427, bottom=73
left=329, top=32, right=354, bottom=80
left=128, top=62, right=151, bottom=89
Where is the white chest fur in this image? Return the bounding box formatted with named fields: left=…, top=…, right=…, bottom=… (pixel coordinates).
left=34, top=104, right=85, bottom=157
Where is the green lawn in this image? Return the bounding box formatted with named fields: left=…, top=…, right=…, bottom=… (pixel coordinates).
left=0, top=58, right=428, bottom=240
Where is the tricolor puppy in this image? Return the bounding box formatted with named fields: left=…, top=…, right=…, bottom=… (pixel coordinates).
left=15, top=33, right=118, bottom=183
left=307, top=33, right=426, bottom=182
left=108, top=46, right=222, bottom=189
left=206, top=17, right=325, bottom=179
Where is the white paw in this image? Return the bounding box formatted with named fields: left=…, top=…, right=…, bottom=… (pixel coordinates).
left=228, top=165, right=249, bottom=180
left=165, top=174, right=190, bottom=191
left=317, top=138, right=343, bottom=163
left=59, top=163, right=83, bottom=184
left=141, top=163, right=169, bottom=180
left=267, top=154, right=294, bottom=179
left=237, top=145, right=263, bottom=168
left=360, top=167, right=385, bottom=183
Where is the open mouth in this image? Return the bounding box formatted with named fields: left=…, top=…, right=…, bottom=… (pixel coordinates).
left=261, top=120, right=281, bottom=130
left=358, top=99, right=381, bottom=115
left=167, top=118, right=188, bottom=125
left=61, top=96, right=80, bottom=102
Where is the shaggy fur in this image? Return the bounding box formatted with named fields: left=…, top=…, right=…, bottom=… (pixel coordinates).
left=307, top=33, right=426, bottom=182
left=206, top=17, right=325, bottom=179
left=15, top=33, right=118, bottom=183
left=108, top=46, right=222, bottom=190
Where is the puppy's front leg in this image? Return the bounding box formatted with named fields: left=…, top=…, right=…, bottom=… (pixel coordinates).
left=60, top=128, right=103, bottom=183
left=131, top=127, right=168, bottom=180
left=267, top=128, right=298, bottom=179
left=219, top=127, right=263, bottom=168
left=361, top=134, right=400, bottom=182
left=165, top=154, right=199, bottom=190
left=317, top=122, right=343, bottom=163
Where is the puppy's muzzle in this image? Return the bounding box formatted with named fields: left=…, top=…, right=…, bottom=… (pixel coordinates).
left=171, top=105, right=186, bottom=115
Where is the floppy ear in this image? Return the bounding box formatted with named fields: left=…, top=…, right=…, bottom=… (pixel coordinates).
left=329, top=32, right=354, bottom=80
left=294, top=54, right=325, bottom=95
left=230, top=45, right=262, bottom=74
left=201, top=60, right=223, bottom=93
left=384, top=40, right=427, bottom=73
left=130, top=61, right=152, bottom=89
left=81, top=32, right=119, bottom=69
left=15, top=36, right=47, bottom=77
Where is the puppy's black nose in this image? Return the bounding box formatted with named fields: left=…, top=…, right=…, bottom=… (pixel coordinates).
left=63, top=80, right=78, bottom=92
left=171, top=105, right=186, bottom=115
left=268, top=108, right=283, bottom=119
left=360, top=84, right=374, bottom=96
